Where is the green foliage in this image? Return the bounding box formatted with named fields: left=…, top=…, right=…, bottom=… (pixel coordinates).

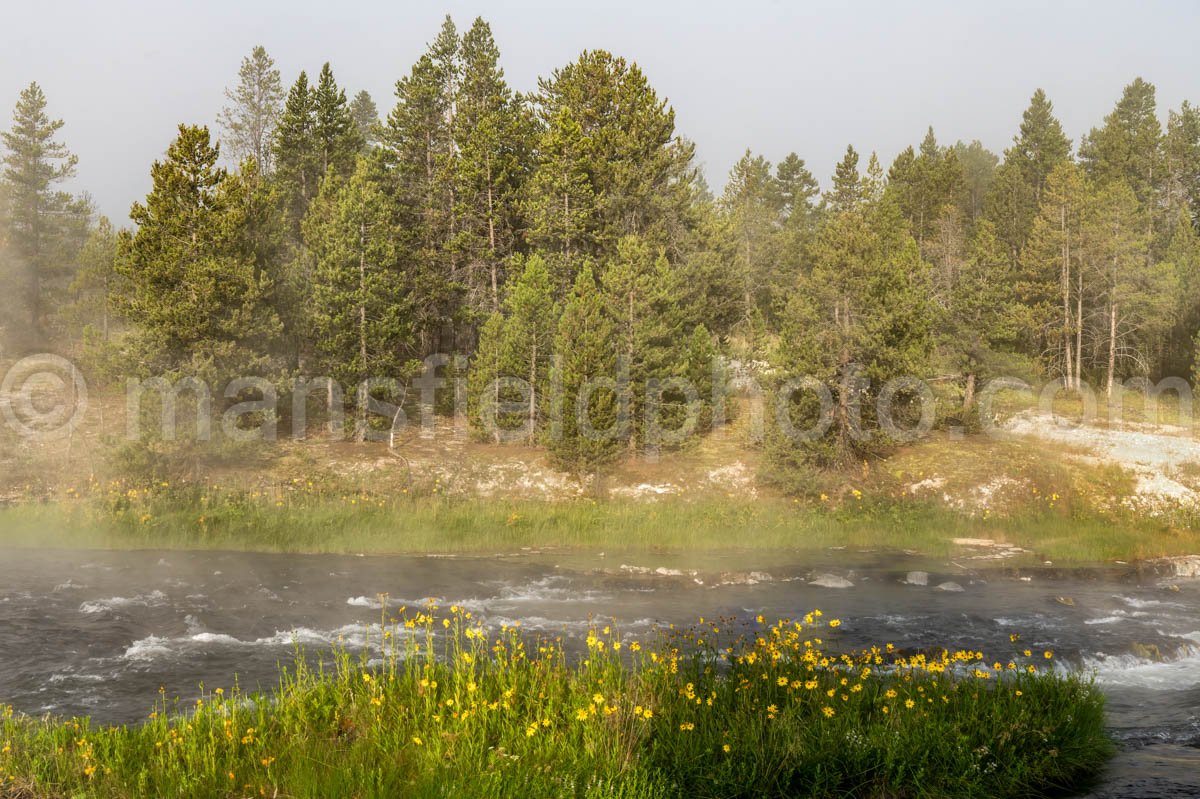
left=984, top=89, right=1072, bottom=261
left=1, top=81, right=89, bottom=344
left=548, top=264, right=623, bottom=473
left=218, top=46, right=284, bottom=173
left=825, top=144, right=864, bottom=213
left=885, top=127, right=967, bottom=252
left=528, top=50, right=698, bottom=274
left=349, top=90, right=379, bottom=152
left=304, top=156, right=416, bottom=440
left=115, top=125, right=281, bottom=383
left=1080, top=77, right=1162, bottom=213
left=768, top=195, right=934, bottom=474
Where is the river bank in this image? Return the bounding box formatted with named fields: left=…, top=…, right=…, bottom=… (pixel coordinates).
left=2, top=489, right=1200, bottom=571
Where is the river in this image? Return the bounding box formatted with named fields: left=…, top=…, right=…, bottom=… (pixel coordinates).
left=1, top=547, right=1197, bottom=797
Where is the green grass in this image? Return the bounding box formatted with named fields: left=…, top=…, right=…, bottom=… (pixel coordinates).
left=0, top=608, right=1112, bottom=799
left=0, top=479, right=1198, bottom=564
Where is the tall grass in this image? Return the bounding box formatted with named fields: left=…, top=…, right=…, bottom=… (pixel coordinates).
left=0, top=478, right=1196, bottom=563
left=0, top=607, right=1111, bottom=798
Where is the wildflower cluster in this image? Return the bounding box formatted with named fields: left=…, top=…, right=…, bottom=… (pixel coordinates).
left=0, top=606, right=1111, bottom=798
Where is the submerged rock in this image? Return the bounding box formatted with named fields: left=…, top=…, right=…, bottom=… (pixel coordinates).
left=1130, top=642, right=1163, bottom=661
left=809, top=574, right=854, bottom=589
left=935, top=581, right=964, bottom=592
left=904, top=571, right=929, bottom=586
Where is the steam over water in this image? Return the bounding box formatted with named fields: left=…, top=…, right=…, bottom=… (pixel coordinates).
left=1, top=548, right=1198, bottom=797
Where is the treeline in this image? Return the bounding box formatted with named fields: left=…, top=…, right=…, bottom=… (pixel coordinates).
left=3, top=15, right=1200, bottom=478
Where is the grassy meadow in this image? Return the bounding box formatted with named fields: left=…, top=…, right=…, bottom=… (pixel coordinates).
left=0, top=480, right=1197, bottom=565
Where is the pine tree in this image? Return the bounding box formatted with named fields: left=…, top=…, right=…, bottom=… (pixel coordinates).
left=984, top=89, right=1072, bottom=261
left=1018, top=162, right=1086, bottom=386
left=466, top=311, right=519, bottom=440
left=775, top=153, right=819, bottom=223
left=2, top=82, right=87, bottom=342
left=273, top=72, right=319, bottom=228
left=548, top=263, right=623, bottom=473
left=349, top=90, right=380, bottom=152
left=530, top=50, right=698, bottom=270
left=1165, top=101, right=1200, bottom=227
left=886, top=128, right=966, bottom=253
left=502, top=253, right=557, bottom=442
left=1080, top=78, right=1163, bottom=223
left=304, top=157, right=415, bottom=441
left=943, top=219, right=1017, bottom=412
left=1164, top=210, right=1200, bottom=376
left=826, top=145, right=863, bottom=212
left=468, top=253, right=558, bottom=442
left=454, top=17, right=533, bottom=318
left=383, top=16, right=462, bottom=352
left=65, top=215, right=119, bottom=343
left=769, top=193, right=933, bottom=475
left=951, top=140, right=999, bottom=223
left=218, top=46, right=284, bottom=173
left=600, top=235, right=686, bottom=450
left=116, top=125, right=280, bottom=381
left=720, top=150, right=781, bottom=330
left=312, top=63, right=361, bottom=180
left=1081, top=181, right=1172, bottom=396
left=523, top=105, right=594, bottom=292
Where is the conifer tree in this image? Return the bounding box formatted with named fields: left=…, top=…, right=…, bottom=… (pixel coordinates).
left=219, top=46, right=284, bottom=173
left=530, top=50, right=698, bottom=272
left=826, top=145, right=864, bottom=212
left=775, top=153, right=819, bottom=223
left=312, top=63, right=361, bottom=180
left=66, top=215, right=119, bottom=343
left=601, top=235, right=686, bottom=450
left=524, top=105, right=594, bottom=293
left=548, top=264, right=623, bottom=473
left=502, top=253, right=557, bottom=441
left=769, top=192, right=932, bottom=474
left=116, top=125, right=280, bottom=380
left=305, top=157, right=415, bottom=441
left=349, top=90, right=380, bottom=152
left=984, top=89, right=1072, bottom=261
left=454, top=17, right=533, bottom=318
left=384, top=16, right=462, bottom=352
left=1080, top=78, right=1163, bottom=225
left=943, top=219, right=1017, bottom=411
left=273, top=72, right=319, bottom=228
left=1081, top=181, right=1173, bottom=396
left=720, top=150, right=781, bottom=330
left=1164, top=210, right=1200, bottom=376
left=886, top=128, right=966, bottom=251
left=1019, top=161, right=1086, bottom=387
left=2, top=82, right=88, bottom=341
left=1165, top=101, right=1200, bottom=227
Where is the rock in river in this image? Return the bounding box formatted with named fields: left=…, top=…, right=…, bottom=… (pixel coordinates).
left=809, top=574, right=854, bottom=589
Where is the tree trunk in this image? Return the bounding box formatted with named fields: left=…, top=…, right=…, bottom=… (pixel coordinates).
left=962, top=372, right=977, bottom=412
left=487, top=162, right=499, bottom=313
left=528, top=341, right=538, bottom=446
left=1106, top=301, right=1117, bottom=400
left=1061, top=205, right=1074, bottom=389
left=1075, top=266, right=1083, bottom=389
left=356, top=221, right=368, bottom=444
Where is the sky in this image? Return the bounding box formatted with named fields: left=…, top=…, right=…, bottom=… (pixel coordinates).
left=2, top=0, right=1200, bottom=223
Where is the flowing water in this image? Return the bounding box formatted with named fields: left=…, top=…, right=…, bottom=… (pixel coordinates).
left=1, top=547, right=1198, bottom=797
